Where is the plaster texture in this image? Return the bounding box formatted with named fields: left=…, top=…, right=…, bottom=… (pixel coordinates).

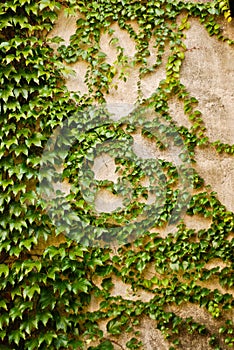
left=40, top=9, right=234, bottom=350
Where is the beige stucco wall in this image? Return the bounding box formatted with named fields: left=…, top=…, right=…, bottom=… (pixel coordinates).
left=48, top=9, right=234, bottom=219
left=44, top=7, right=234, bottom=349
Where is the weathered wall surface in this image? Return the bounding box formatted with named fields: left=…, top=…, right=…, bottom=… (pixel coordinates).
left=44, top=7, right=234, bottom=350
left=49, top=12, right=234, bottom=213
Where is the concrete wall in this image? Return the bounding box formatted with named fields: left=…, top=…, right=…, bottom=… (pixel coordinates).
left=49, top=11, right=234, bottom=213
left=44, top=5, right=234, bottom=349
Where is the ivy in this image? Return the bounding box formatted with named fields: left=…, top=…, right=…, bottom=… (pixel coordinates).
left=0, top=0, right=233, bottom=349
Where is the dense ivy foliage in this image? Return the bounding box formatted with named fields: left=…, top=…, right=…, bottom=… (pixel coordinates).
left=0, top=0, right=233, bottom=349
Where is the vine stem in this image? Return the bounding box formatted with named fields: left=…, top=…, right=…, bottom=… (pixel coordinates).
left=103, top=337, right=125, bottom=349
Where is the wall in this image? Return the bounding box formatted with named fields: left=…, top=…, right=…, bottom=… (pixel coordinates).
left=43, top=3, right=234, bottom=349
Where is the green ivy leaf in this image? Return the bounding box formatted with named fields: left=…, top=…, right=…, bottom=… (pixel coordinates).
left=72, top=278, right=92, bottom=294
left=0, top=264, right=9, bottom=278
left=23, top=284, right=41, bottom=301
left=0, top=299, right=8, bottom=311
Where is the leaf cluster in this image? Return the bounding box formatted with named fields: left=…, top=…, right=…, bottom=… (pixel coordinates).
left=0, top=1, right=233, bottom=349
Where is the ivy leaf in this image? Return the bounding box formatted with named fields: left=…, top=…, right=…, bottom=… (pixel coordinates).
left=25, top=133, right=46, bottom=148
left=39, top=288, right=57, bottom=310
left=9, top=305, right=23, bottom=322
left=36, top=311, right=53, bottom=327
left=23, top=284, right=41, bottom=301
left=47, top=266, right=60, bottom=280
left=22, top=260, right=42, bottom=274
left=12, top=183, right=27, bottom=196
left=39, top=0, right=58, bottom=11
left=8, top=329, right=25, bottom=345
left=0, top=313, right=9, bottom=330
left=0, top=299, right=8, bottom=311
left=0, top=330, right=7, bottom=341
left=0, top=264, right=9, bottom=278
left=91, top=340, right=114, bottom=350
left=68, top=246, right=87, bottom=260
left=72, top=278, right=92, bottom=294
left=43, top=246, right=66, bottom=260
left=41, top=332, right=57, bottom=346
left=107, top=318, right=123, bottom=335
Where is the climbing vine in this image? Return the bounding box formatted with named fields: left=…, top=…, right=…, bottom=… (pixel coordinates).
left=0, top=0, right=233, bottom=349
